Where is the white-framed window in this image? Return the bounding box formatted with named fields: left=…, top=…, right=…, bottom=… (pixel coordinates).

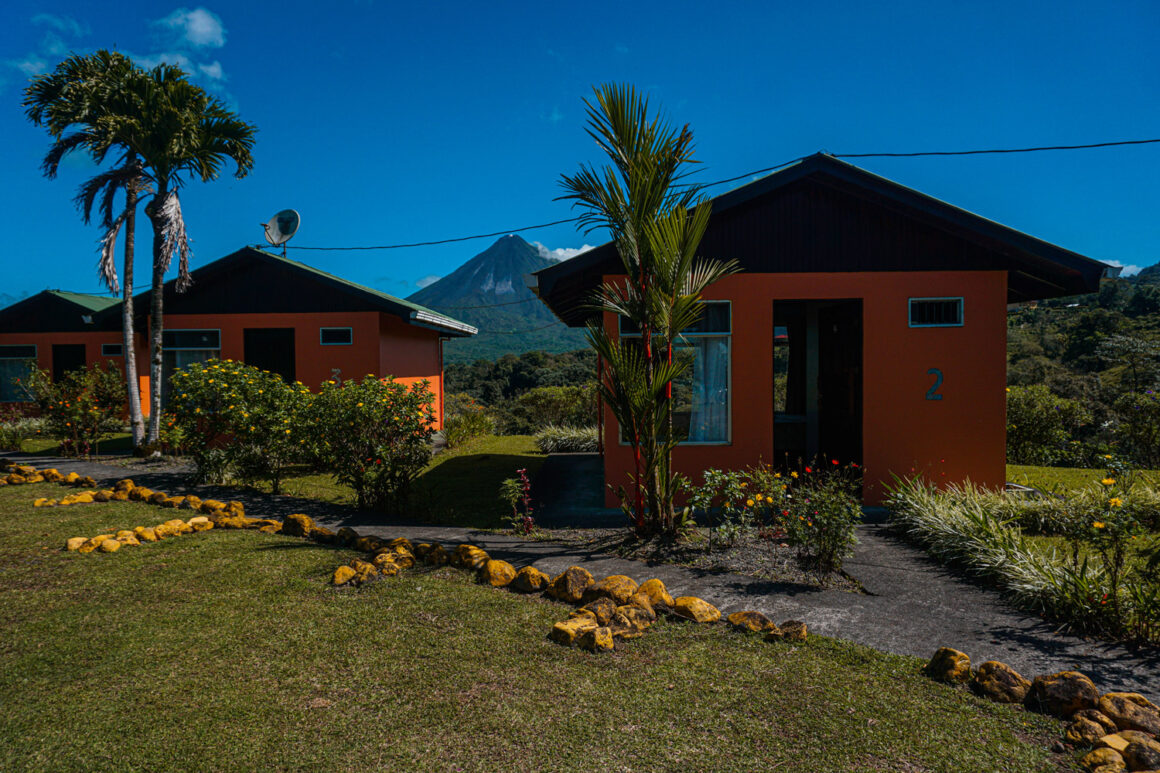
left=161, top=330, right=221, bottom=403
left=320, top=327, right=353, bottom=345
left=618, top=301, right=731, bottom=444
left=0, top=344, right=37, bottom=402
left=101, top=343, right=123, bottom=357
left=909, top=297, right=964, bottom=327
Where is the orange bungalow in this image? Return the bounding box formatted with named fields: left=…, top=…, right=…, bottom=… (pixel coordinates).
left=531, top=154, right=1112, bottom=505
left=0, top=247, right=475, bottom=428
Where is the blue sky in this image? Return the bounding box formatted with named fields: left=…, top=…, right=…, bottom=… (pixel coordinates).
left=1, top=0, right=1157, bottom=303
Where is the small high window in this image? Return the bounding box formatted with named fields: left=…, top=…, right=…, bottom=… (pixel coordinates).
left=909, top=297, right=963, bottom=327
left=102, top=343, right=123, bottom=357
left=320, top=327, right=353, bottom=345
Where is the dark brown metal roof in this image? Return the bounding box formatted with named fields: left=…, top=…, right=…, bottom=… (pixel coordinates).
left=532, top=153, right=1111, bottom=327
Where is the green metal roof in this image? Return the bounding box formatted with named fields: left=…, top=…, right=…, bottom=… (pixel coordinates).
left=47, top=290, right=120, bottom=313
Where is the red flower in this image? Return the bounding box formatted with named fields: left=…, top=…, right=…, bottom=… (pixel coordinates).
left=831, top=459, right=838, bottom=465
left=804, top=466, right=812, bottom=473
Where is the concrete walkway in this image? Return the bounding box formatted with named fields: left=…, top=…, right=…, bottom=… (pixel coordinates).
left=7, top=451, right=1159, bottom=700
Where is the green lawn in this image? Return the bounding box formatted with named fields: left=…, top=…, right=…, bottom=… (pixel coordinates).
left=0, top=483, right=1069, bottom=772
left=1007, top=463, right=1160, bottom=494
left=280, top=434, right=546, bottom=528
left=20, top=431, right=135, bottom=456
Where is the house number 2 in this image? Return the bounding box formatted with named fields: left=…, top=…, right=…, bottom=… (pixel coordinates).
left=926, top=368, right=944, bottom=401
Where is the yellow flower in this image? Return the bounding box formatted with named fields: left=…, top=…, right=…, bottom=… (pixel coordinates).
left=208, top=379, right=214, bottom=383
left=249, top=426, right=255, bottom=431
left=765, top=496, right=773, bottom=504
left=739, top=482, right=747, bottom=488
left=773, top=473, right=781, bottom=479
left=745, top=499, right=755, bottom=507
left=1101, top=478, right=1115, bottom=486
left=284, top=429, right=291, bottom=435
left=790, top=472, right=799, bottom=479
left=357, top=402, right=364, bottom=407
left=1108, top=498, right=1123, bottom=508
left=1093, top=521, right=1106, bottom=529
left=1104, top=454, right=1114, bottom=460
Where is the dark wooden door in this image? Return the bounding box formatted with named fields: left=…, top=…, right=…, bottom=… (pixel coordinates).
left=52, top=344, right=86, bottom=382
left=243, top=328, right=295, bottom=383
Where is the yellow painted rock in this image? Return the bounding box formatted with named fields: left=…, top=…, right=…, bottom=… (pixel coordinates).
left=33, top=498, right=50, bottom=507
left=93, top=490, right=112, bottom=502
left=511, top=566, right=550, bottom=593
left=259, top=523, right=282, bottom=534
left=129, top=487, right=152, bottom=501
left=549, top=617, right=598, bottom=646
left=578, top=626, right=615, bottom=652
left=163, top=496, right=185, bottom=508
left=66, top=537, right=87, bottom=551
left=4, top=474, right=26, bottom=484
left=120, top=534, right=141, bottom=547
left=216, top=515, right=249, bottom=529
left=113, top=478, right=134, bottom=491
left=672, top=596, right=721, bottom=624
left=1066, top=717, right=1108, bottom=747
left=1099, top=733, right=1131, bottom=754
left=971, top=661, right=1031, bottom=704
left=149, top=492, right=170, bottom=505
left=79, top=476, right=96, bottom=488
left=1075, top=710, right=1119, bottom=736
left=137, top=527, right=159, bottom=542
left=333, top=565, right=357, bottom=585
left=41, top=469, right=64, bottom=482
left=547, top=566, right=595, bottom=604
left=115, top=530, right=136, bottom=541
left=350, top=559, right=378, bottom=584
left=64, top=472, right=80, bottom=484
left=189, top=519, right=214, bottom=532
left=582, top=574, right=639, bottom=605
left=452, top=544, right=489, bottom=570
left=613, top=605, right=655, bottom=634
left=282, top=513, right=315, bottom=538
left=478, top=559, right=517, bottom=587
left=25, top=474, right=44, bottom=483
left=355, top=536, right=383, bottom=552
left=727, top=610, right=778, bottom=633
left=413, top=543, right=433, bottom=558
left=1082, top=747, right=1126, bottom=771
left=111, top=490, right=130, bottom=502
left=581, top=597, right=618, bottom=626
left=923, top=647, right=971, bottom=684
left=780, top=620, right=807, bottom=641
left=198, top=499, right=225, bottom=514
left=98, top=539, right=121, bottom=553
left=377, top=561, right=400, bottom=577
left=73, top=492, right=94, bottom=504
left=1123, top=737, right=1160, bottom=771
left=336, top=527, right=360, bottom=546
left=1098, top=693, right=1160, bottom=735
left=77, top=539, right=100, bottom=553
left=389, top=548, right=415, bottom=569
left=1026, top=671, right=1099, bottom=718
left=568, top=608, right=598, bottom=624
left=424, top=544, right=450, bottom=566
left=225, top=501, right=244, bottom=516
left=636, top=578, right=675, bottom=610
left=372, top=553, right=400, bottom=570
left=310, top=525, right=336, bottom=543
left=389, top=537, right=413, bottom=553
left=625, top=592, right=656, bottom=615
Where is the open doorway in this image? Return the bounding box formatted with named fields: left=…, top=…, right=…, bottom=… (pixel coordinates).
left=773, top=299, right=862, bottom=467
left=243, top=328, right=296, bottom=383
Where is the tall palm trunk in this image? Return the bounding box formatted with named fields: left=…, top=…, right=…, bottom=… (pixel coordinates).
left=121, top=166, right=146, bottom=447
left=146, top=189, right=167, bottom=444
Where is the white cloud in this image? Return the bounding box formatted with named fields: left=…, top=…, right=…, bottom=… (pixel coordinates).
left=543, top=106, right=563, bottom=123
left=134, top=50, right=196, bottom=72
left=31, top=13, right=89, bottom=38
left=198, top=60, right=225, bottom=80
left=11, top=56, right=47, bottom=76
left=416, top=275, right=441, bottom=289
left=155, top=8, right=226, bottom=48
left=1106, top=260, right=1142, bottom=277
left=534, top=242, right=596, bottom=262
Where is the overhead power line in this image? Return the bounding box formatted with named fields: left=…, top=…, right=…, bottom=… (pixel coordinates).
left=286, top=136, right=1160, bottom=254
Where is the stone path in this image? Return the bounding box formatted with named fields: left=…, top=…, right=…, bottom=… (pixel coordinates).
left=7, top=451, right=1159, bottom=699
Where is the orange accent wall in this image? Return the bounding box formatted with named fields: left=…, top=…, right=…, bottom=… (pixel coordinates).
left=0, top=331, right=127, bottom=406
left=601, top=271, right=1008, bottom=505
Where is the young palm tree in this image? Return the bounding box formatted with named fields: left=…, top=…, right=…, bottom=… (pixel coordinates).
left=24, top=51, right=149, bottom=447
left=559, top=84, right=738, bottom=535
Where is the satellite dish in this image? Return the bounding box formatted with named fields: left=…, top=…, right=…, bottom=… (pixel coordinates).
left=263, top=209, right=300, bottom=247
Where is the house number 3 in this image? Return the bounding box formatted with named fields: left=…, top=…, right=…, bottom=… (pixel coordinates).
left=926, top=368, right=944, bottom=401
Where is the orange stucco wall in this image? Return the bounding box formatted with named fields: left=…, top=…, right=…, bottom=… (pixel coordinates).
left=0, top=331, right=128, bottom=406
left=601, top=271, right=1008, bottom=505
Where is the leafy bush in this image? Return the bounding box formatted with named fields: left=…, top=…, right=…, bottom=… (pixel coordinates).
left=442, top=392, right=494, bottom=448
left=0, top=406, right=44, bottom=451
left=505, top=384, right=597, bottom=434
left=24, top=363, right=125, bottom=457
left=1006, top=385, right=1091, bottom=465
left=783, top=465, right=861, bottom=573
left=308, top=374, right=435, bottom=511
left=534, top=424, right=598, bottom=453
left=499, top=467, right=537, bottom=535
left=168, top=359, right=311, bottom=491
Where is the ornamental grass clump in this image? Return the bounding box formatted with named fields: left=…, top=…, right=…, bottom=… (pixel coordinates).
left=307, top=374, right=435, bottom=512
left=533, top=424, right=599, bottom=453
left=168, top=359, right=312, bottom=491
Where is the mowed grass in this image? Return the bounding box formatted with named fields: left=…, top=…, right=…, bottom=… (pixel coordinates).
left=279, top=434, right=546, bottom=528
left=1007, top=463, right=1160, bottom=494
left=0, top=484, right=1069, bottom=772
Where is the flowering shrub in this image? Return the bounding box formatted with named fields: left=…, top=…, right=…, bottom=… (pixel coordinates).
left=1114, top=390, right=1160, bottom=468
left=25, top=364, right=125, bottom=457
left=684, top=461, right=860, bottom=571
left=0, top=406, right=44, bottom=452
left=499, top=467, right=537, bottom=535
left=442, top=392, right=494, bottom=448
left=1006, top=385, right=1091, bottom=466
left=307, top=374, right=435, bottom=511
left=168, top=359, right=311, bottom=490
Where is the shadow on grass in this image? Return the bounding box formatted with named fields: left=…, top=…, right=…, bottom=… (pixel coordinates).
left=412, top=452, right=546, bottom=529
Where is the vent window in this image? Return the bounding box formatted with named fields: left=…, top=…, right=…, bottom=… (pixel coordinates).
left=320, top=327, right=353, bottom=345
left=909, top=298, right=963, bottom=327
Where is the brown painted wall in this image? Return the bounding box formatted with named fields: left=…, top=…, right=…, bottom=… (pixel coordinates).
left=601, top=270, right=1008, bottom=505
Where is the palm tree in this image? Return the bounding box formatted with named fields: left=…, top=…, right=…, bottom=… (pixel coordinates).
left=114, top=63, right=256, bottom=442
left=24, top=51, right=149, bottom=447
left=559, top=84, right=738, bottom=535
